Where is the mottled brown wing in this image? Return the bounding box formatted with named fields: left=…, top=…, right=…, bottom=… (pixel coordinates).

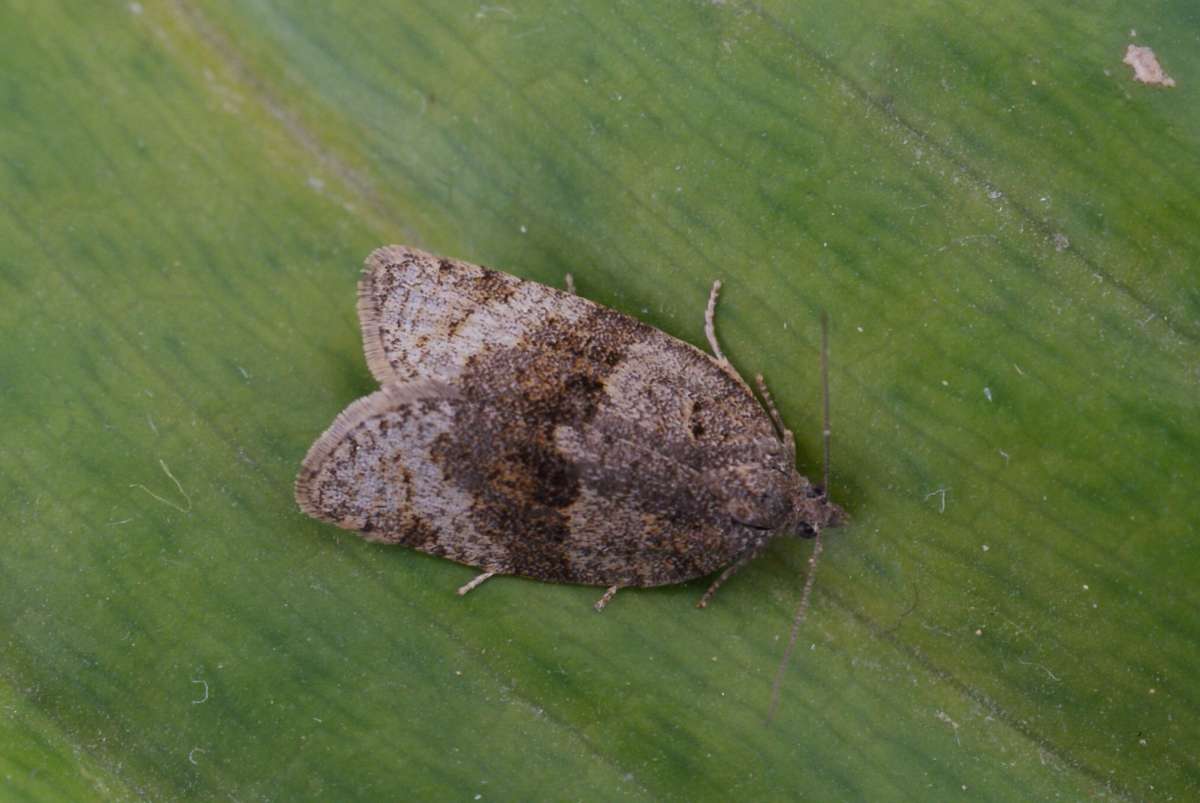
left=295, top=381, right=784, bottom=587
left=358, top=244, right=779, bottom=442
left=312, top=245, right=800, bottom=586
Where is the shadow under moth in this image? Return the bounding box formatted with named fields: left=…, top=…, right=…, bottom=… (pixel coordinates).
left=295, top=246, right=844, bottom=618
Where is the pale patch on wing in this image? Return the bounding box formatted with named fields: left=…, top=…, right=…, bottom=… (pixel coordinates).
left=294, top=383, right=510, bottom=571
left=600, top=338, right=780, bottom=450
left=358, top=245, right=590, bottom=384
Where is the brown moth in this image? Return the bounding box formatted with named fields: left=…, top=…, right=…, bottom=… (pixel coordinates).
left=295, top=245, right=844, bottom=610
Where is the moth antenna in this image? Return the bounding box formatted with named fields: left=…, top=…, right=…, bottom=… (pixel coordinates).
left=820, top=310, right=831, bottom=500
left=767, top=313, right=832, bottom=723
left=766, top=524, right=824, bottom=723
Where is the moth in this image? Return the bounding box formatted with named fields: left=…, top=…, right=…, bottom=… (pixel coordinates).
left=295, top=245, right=844, bottom=611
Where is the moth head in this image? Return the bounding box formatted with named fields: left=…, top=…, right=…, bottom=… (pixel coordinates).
left=788, top=477, right=846, bottom=538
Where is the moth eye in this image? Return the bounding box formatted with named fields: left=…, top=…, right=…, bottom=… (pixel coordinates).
left=792, top=523, right=818, bottom=540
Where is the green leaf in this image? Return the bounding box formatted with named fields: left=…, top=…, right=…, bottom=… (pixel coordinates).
left=3, top=1, right=1196, bottom=799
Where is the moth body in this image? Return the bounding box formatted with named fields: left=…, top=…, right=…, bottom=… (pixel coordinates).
left=296, top=246, right=843, bottom=603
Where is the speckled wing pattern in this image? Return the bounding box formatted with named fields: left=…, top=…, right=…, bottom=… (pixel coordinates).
left=296, top=246, right=796, bottom=587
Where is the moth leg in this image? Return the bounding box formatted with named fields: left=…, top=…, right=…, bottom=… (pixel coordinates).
left=704, top=280, right=730, bottom=364
left=456, top=571, right=497, bottom=596
left=564, top=273, right=576, bottom=295
left=755, top=373, right=797, bottom=459
left=696, top=541, right=769, bottom=609
left=705, top=280, right=754, bottom=388
left=593, top=585, right=620, bottom=612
